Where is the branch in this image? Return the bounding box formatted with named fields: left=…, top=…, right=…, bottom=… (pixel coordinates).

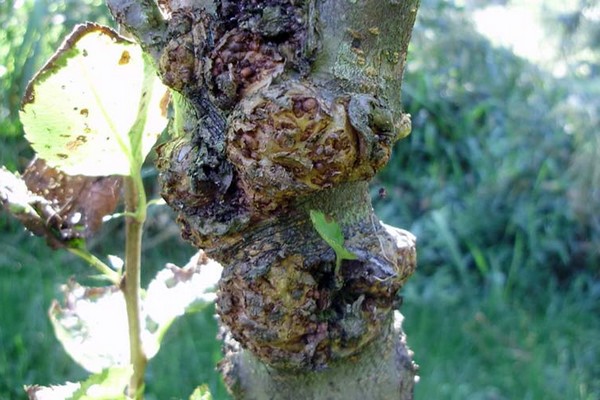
left=122, top=173, right=148, bottom=399
left=106, top=0, right=166, bottom=65
left=67, top=248, right=121, bottom=284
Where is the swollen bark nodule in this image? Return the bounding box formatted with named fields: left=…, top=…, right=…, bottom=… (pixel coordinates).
left=108, top=0, right=420, bottom=398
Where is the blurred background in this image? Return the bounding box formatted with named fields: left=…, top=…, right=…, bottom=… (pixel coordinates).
left=1, top=0, right=599, bottom=399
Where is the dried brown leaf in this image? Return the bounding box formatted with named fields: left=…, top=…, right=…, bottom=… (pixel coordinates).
left=0, top=159, right=121, bottom=249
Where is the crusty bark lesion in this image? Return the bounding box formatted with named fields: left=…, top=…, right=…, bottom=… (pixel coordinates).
left=108, top=0, right=419, bottom=391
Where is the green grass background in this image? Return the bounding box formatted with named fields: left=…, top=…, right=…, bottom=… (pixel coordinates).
left=1, top=0, right=599, bottom=399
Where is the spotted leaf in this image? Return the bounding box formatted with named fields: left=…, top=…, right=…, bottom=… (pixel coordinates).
left=20, top=23, right=169, bottom=176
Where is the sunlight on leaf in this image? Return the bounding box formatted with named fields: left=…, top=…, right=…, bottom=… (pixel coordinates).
left=189, top=384, right=213, bottom=400
left=0, top=167, right=45, bottom=225
left=19, top=23, right=169, bottom=176
left=107, top=254, right=124, bottom=273
left=50, top=281, right=130, bottom=373
left=143, top=251, right=222, bottom=358
left=69, top=366, right=132, bottom=400
left=26, top=382, right=80, bottom=400
left=26, top=366, right=132, bottom=400
left=49, top=252, right=222, bottom=372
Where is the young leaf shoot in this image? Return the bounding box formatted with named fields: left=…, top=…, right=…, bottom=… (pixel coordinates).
left=309, top=209, right=357, bottom=285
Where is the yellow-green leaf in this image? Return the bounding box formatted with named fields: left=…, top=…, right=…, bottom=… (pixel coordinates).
left=20, top=23, right=169, bottom=176
left=309, top=209, right=357, bottom=264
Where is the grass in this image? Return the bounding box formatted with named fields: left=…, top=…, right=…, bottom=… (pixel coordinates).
left=0, top=220, right=88, bottom=399
left=402, top=271, right=600, bottom=400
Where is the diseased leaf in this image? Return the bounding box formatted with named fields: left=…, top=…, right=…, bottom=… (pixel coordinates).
left=25, top=366, right=132, bottom=400
left=309, top=209, right=357, bottom=264
left=19, top=23, right=169, bottom=176
left=50, top=252, right=221, bottom=372
left=0, top=160, right=120, bottom=249
left=26, top=382, right=80, bottom=400
left=189, top=384, right=213, bottom=400
left=144, top=251, right=222, bottom=358
left=50, top=281, right=130, bottom=373
left=23, top=158, right=122, bottom=237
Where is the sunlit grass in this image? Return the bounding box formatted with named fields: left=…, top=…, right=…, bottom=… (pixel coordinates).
left=403, top=271, right=600, bottom=400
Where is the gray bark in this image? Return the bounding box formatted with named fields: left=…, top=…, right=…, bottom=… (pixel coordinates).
left=221, top=311, right=417, bottom=400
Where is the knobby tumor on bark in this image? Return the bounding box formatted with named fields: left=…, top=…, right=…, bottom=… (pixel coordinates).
left=108, top=0, right=420, bottom=398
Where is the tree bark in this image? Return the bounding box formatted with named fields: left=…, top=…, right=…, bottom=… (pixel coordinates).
left=220, top=311, right=416, bottom=399
left=106, top=0, right=420, bottom=398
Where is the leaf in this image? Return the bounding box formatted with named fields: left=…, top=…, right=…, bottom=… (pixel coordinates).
left=25, top=366, right=132, bottom=400
left=49, top=252, right=221, bottom=372
left=189, top=385, right=213, bottom=400
left=50, top=281, right=130, bottom=373
left=26, top=383, right=80, bottom=400
left=143, top=251, right=222, bottom=358
left=23, top=158, right=122, bottom=238
left=0, top=163, right=120, bottom=249
left=20, top=23, right=169, bottom=176
left=69, top=366, right=132, bottom=400
left=0, top=166, right=47, bottom=229
left=309, top=209, right=357, bottom=264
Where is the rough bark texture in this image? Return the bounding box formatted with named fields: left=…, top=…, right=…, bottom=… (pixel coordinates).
left=106, top=0, right=420, bottom=398
left=220, top=311, right=416, bottom=399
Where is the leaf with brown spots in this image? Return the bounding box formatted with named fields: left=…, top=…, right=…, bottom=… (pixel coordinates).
left=19, top=23, right=169, bottom=176
left=0, top=159, right=121, bottom=249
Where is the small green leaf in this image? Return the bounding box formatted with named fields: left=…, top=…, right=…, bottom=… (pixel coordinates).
left=309, top=209, right=357, bottom=264
left=189, top=384, right=213, bottom=400
left=20, top=23, right=168, bottom=176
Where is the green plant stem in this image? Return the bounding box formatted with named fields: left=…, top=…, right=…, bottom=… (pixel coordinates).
left=123, top=172, right=147, bottom=399
left=67, top=248, right=121, bottom=284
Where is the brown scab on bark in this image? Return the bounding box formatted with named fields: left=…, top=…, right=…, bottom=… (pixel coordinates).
left=227, top=82, right=399, bottom=214
left=217, top=0, right=318, bottom=71
left=151, top=0, right=417, bottom=375
left=208, top=29, right=284, bottom=107
left=216, top=213, right=416, bottom=370
left=158, top=10, right=211, bottom=92
left=156, top=126, right=251, bottom=238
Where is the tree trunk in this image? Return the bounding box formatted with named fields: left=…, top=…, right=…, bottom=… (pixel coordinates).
left=106, top=0, right=420, bottom=398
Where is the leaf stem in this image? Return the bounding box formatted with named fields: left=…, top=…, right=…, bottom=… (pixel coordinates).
left=67, top=248, right=121, bottom=285
left=123, top=172, right=147, bottom=399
